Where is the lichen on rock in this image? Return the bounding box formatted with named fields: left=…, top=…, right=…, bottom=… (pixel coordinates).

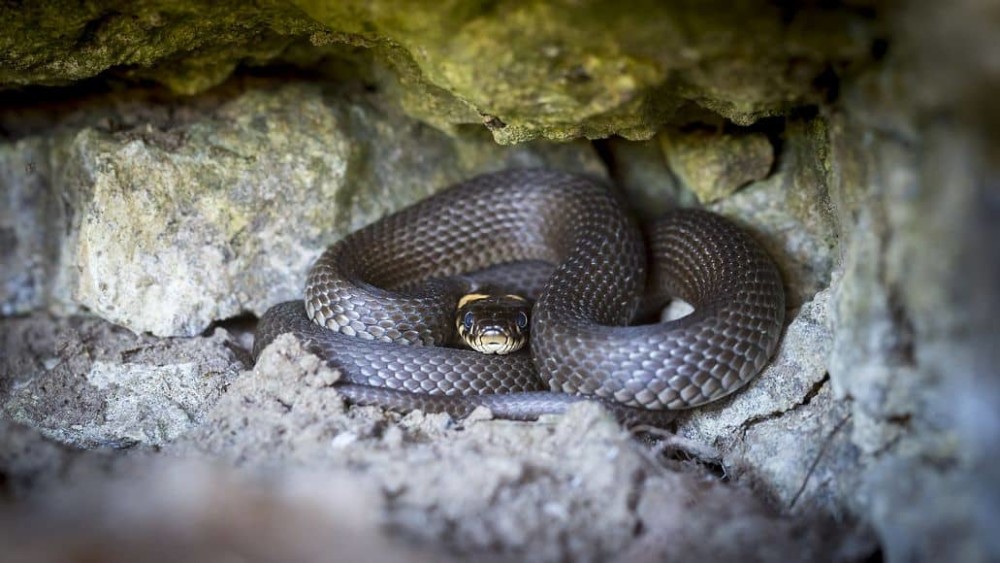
left=1, top=1, right=877, bottom=143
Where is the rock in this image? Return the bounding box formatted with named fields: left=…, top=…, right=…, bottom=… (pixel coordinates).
left=0, top=2, right=875, bottom=142
left=159, top=337, right=859, bottom=562
left=0, top=454, right=447, bottom=563
left=0, top=314, right=242, bottom=448
left=0, top=135, right=61, bottom=316
left=603, top=137, right=696, bottom=222
left=0, top=83, right=603, bottom=336
left=824, top=105, right=1000, bottom=560
left=0, top=3, right=325, bottom=94
left=661, top=128, right=774, bottom=203
left=622, top=469, right=874, bottom=562
left=712, top=119, right=838, bottom=309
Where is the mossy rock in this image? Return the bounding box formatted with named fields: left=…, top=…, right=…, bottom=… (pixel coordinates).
left=1, top=1, right=877, bottom=143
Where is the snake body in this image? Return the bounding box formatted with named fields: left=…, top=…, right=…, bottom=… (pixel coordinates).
left=254, top=169, right=785, bottom=423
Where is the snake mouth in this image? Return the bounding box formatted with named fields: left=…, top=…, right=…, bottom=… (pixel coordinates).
left=470, top=330, right=519, bottom=355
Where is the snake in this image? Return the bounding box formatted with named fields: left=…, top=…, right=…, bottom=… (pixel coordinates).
left=253, top=169, right=785, bottom=426
left=453, top=293, right=532, bottom=355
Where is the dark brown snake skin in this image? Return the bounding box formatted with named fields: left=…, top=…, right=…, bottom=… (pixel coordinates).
left=253, top=169, right=785, bottom=425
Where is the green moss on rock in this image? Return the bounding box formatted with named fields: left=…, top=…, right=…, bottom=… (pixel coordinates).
left=1, top=1, right=876, bottom=143
left=0, top=1, right=323, bottom=94
left=293, top=0, right=876, bottom=143
left=660, top=128, right=774, bottom=203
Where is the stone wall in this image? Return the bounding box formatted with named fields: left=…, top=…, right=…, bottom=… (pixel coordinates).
left=1, top=2, right=997, bottom=562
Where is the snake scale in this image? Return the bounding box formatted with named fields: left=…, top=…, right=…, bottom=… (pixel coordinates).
left=254, top=169, right=785, bottom=425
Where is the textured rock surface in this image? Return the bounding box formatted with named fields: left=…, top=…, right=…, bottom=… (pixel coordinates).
left=0, top=1, right=325, bottom=94
left=661, top=128, right=774, bottom=203
left=818, top=3, right=1000, bottom=558
left=0, top=83, right=602, bottom=336
left=824, top=116, right=1000, bottom=560
left=0, top=313, right=242, bottom=447
left=0, top=1, right=877, bottom=143
left=166, top=337, right=861, bottom=562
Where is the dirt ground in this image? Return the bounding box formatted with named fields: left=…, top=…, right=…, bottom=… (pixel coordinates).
left=0, top=313, right=874, bottom=562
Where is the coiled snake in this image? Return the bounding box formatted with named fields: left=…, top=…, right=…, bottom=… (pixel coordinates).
left=254, top=169, right=785, bottom=425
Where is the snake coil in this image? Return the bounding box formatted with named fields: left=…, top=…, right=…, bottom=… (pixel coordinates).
left=254, top=169, right=785, bottom=424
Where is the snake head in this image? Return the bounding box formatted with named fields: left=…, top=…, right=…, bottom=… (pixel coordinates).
left=455, top=293, right=531, bottom=355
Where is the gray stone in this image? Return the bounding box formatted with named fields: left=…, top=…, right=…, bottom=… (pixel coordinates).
left=0, top=83, right=603, bottom=337
left=661, top=128, right=774, bottom=204
left=824, top=104, right=1000, bottom=560
left=0, top=136, right=60, bottom=315
left=162, top=336, right=857, bottom=562
left=1, top=314, right=242, bottom=448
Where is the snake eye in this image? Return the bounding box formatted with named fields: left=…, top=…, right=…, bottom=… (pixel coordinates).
left=463, top=311, right=474, bottom=330
left=516, top=311, right=528, bottom=329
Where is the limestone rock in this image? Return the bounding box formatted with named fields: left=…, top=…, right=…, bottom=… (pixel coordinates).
left=661, top=128, right=774, bottom=203
left=0, top=83, right=602, bottom=336
left=0, top=1, right=876, bottom=143
left=0, top=313, right=242, bottom=448
left=824, top=108, right=1000, bottom=561
left=0, top=2, right=324, bottom=94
